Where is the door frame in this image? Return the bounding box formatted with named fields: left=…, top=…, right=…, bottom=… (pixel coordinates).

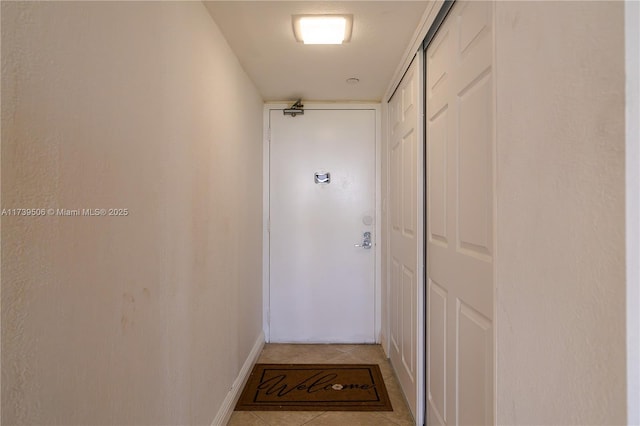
left=262, top=103, right=382, bottom=343
left=626, top=0, right=640, bottom=422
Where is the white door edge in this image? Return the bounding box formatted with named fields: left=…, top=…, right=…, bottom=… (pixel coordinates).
left=262, top=103, right=382, bottom=344
left=416, top=48, right=426, bottom=426
left=625, top=1, right=640, bottom=423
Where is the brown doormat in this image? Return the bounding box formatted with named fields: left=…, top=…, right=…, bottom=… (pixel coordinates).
left=235, top=364, right=393, bottom=411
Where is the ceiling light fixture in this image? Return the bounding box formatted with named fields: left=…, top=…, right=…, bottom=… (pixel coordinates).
left=292, top=14, right=353, bottom=45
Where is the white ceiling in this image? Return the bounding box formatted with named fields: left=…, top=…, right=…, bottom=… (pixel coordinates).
left=204, top=1, right=429, bottom=102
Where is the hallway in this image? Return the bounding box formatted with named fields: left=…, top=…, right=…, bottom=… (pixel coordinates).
left=1, top=1, right=637, bottom=425
left=228, top=344, right=414, bottom=426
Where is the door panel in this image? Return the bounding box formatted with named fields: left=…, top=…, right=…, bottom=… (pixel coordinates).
left=458, top=302, right=492, bottom=426
left=269, top=109, right=376, bottom=343
left=427, top=279, right=447, bottom=425
left=388, top=58, right=421, bottom=418
left=429, top=107, right=448, bottom=245
left=458, top=71, right=493, bottom=261
left=426, top=1, right=494, bottom=425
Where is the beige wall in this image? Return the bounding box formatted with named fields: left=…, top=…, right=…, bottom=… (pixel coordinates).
left=1, top=2, right=263, bottom=424
left=495, top=1, right=626, bottom=424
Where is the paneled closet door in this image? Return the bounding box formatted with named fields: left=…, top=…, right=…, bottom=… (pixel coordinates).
left=388, top=57, right=422, bottom=420
left=426, top=1, right=495, bottom=425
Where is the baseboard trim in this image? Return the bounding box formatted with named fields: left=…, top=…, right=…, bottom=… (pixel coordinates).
left=211, top=331, right=265, bottom=426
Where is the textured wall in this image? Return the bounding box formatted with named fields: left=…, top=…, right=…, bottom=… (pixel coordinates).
left=1, top=2, right=263, bottom=424
left=495, top=1, right=626, bottom=424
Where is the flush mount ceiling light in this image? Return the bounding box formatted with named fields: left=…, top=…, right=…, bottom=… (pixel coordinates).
left=292, top=14, right=353, bottom=45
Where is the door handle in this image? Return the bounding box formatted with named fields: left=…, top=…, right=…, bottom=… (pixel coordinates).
left=355, top=232, right=372, bottom=249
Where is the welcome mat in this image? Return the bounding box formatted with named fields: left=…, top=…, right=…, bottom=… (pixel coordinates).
left=235, top=364, right=393, bottom=411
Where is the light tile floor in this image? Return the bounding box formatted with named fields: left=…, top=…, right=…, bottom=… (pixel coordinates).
left=227, top=344, right=415, bottom=426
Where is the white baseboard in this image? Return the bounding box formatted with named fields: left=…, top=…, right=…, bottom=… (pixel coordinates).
left=211, top=331, right=265, bottom=426
left=379, top=331, right=389, bottom=358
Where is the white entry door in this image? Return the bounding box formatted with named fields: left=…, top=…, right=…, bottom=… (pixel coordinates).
left=269, top=108, right=376, bottom=343
left=387, top=57, right=422, bottom=420
left=426, top=2, right=495, bottom=425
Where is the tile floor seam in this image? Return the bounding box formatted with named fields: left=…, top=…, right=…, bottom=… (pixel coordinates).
left=299, top=411, right=327, bottom=426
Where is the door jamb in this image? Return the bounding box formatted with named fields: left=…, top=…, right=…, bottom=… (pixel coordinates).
left=625, top=1, right=640, bottom=422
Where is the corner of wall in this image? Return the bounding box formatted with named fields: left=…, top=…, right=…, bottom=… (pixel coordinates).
left=211, top=331, right=265, bottom=426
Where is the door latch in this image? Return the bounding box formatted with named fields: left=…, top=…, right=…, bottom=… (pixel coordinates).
left=355, top=232, right=372, bottom=249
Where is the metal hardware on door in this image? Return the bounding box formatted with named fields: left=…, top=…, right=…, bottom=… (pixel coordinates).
left=355, top=231, right=372, bottom=249
left=314, top=172, right=330, bottom=184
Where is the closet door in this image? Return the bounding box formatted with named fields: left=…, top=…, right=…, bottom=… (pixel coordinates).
left=426, top=2, right=495, bottom=425
left=388, top=58, right=422, bottom=419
